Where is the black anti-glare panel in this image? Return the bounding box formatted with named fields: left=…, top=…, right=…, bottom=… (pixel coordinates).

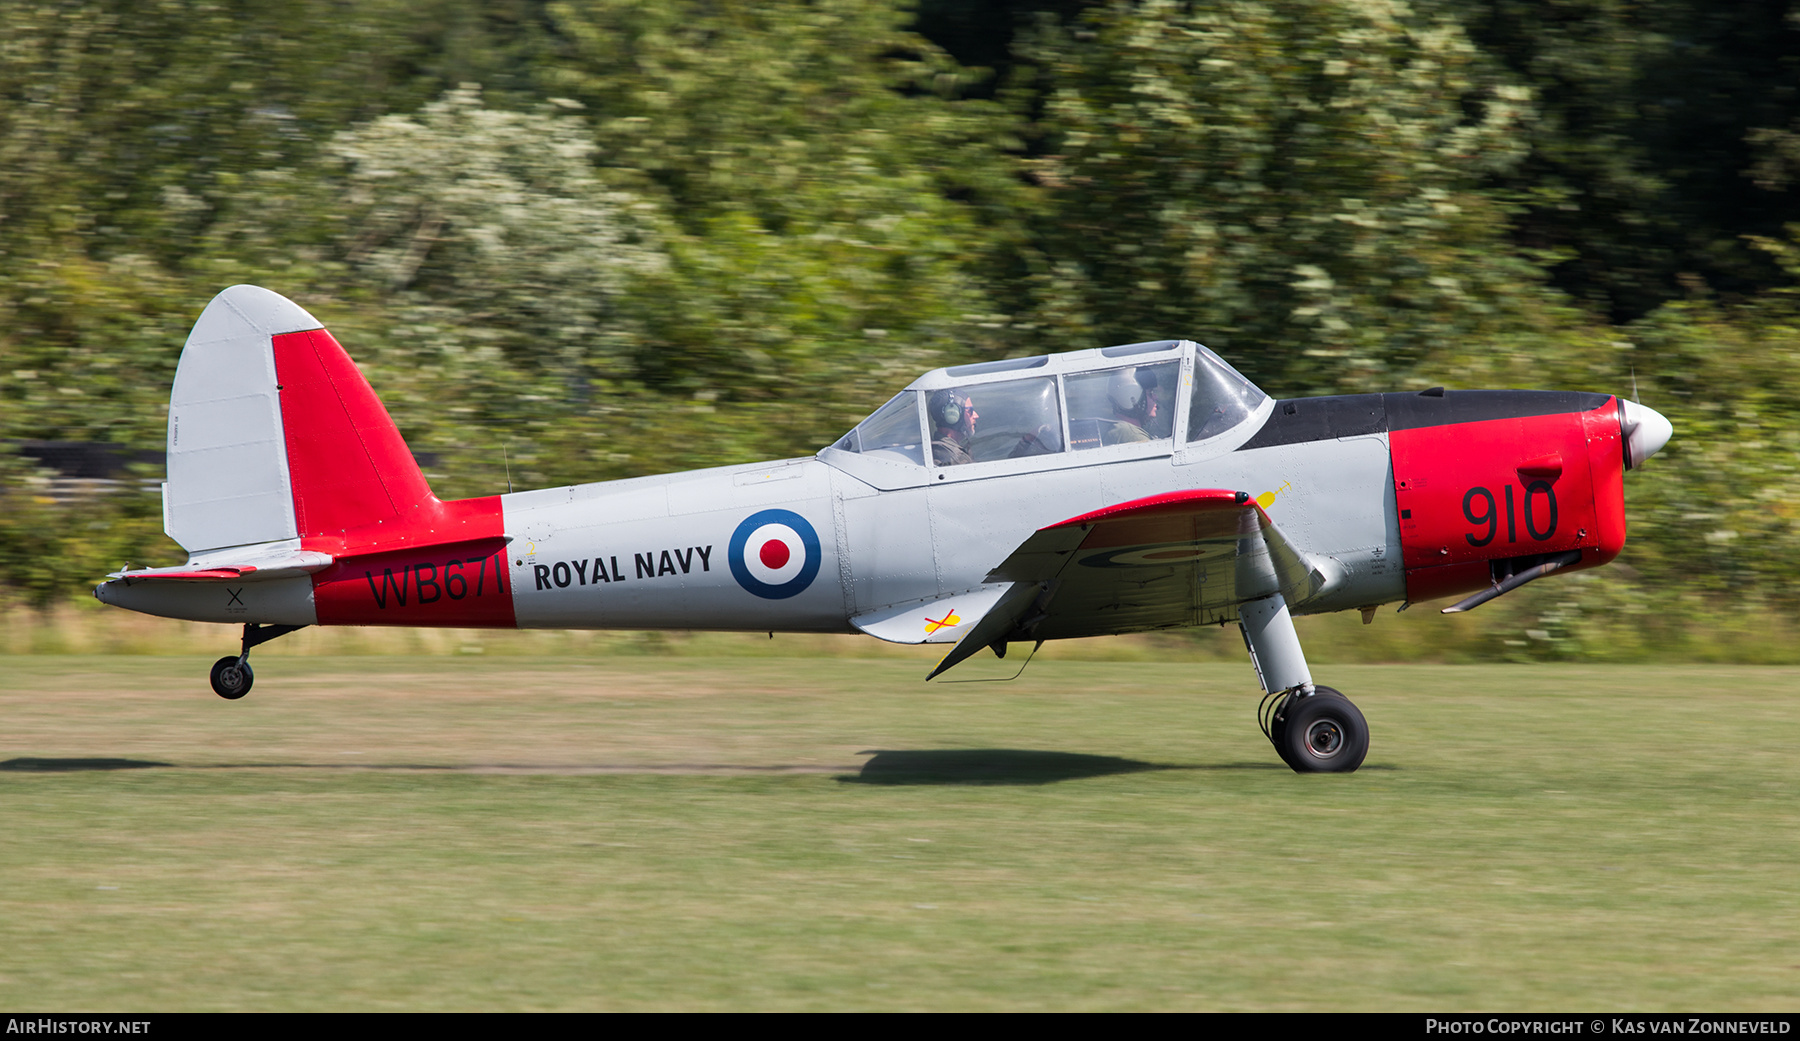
left=1234, top=394, right=1386, bottom=450
left=1235, top=390, right=1612, bottom=451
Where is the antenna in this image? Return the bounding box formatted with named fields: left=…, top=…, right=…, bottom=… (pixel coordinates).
left=502, top=445, right=513, bottom=494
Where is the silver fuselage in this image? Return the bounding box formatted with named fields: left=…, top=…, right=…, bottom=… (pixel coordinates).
left=497, top=431, right=1401, bottom=634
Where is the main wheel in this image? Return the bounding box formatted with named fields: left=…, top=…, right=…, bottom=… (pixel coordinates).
left=1266, top=685, right=1345, bottom=769
left=1277, top=689, right=1368, bottom=773
left=209, top=656, right=253, bottom=700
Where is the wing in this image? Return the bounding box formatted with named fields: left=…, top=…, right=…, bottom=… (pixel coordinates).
left=927, top=488, right=1327, bottom=678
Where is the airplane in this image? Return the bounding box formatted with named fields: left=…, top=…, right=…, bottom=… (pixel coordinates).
left=93, top=285, right=1673, bottom=772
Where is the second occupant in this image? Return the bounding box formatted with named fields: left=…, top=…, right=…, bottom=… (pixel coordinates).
left=1104, top=368, right=1154, bottom=444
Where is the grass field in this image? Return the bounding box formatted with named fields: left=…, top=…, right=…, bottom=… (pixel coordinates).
left=1, top=653, right=1797, bottom=1010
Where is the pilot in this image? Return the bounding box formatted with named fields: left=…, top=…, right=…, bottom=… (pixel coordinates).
left=1103, top=368, right=1153, bottom=445
left=1140, top=367, right=1176, bottom=439
left=929, top=388, right=976, bottom=466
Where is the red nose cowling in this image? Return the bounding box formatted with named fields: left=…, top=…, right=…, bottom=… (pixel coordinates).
left=1391, top=396, right=1627, bottom=604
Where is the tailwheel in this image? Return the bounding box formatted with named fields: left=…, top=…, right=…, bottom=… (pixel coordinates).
left=206, top=623, right=305, bottom=700
left=209, top=656, right=254, bottom=700
left=1274, top=687, right=1367, bottom=773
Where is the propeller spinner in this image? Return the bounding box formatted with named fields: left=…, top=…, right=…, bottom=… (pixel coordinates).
left=1620, top=399, right=1674, bottom=469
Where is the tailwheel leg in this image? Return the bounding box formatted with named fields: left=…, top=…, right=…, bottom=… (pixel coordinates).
left=209, top=623, right=307, bottom=700
left=1240, top=594, right=1369, bottom=773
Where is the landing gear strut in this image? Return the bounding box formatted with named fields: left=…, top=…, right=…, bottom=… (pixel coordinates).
left=209, top=623, right=306, bottom=700
left=1240, top=594, right=1370, bottom=773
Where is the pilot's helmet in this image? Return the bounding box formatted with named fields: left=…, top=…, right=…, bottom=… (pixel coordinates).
left=1108, top=368, right=1145, bottom=415
left=930, top=389, right=974, bottom=435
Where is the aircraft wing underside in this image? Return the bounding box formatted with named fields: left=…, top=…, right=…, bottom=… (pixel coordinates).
left=927, top=488, right=1325, bottom=678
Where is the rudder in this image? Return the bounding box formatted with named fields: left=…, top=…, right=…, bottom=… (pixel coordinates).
left=271, top=326, right=435, bottom=542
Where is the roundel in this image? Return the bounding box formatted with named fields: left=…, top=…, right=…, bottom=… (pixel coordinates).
left=1078, top=542, right=1229, bottom=569
left=728, top=508, right=822, bottom=600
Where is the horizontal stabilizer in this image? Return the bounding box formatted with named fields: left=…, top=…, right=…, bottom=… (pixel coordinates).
left=109, top=548, right=334, bottom=583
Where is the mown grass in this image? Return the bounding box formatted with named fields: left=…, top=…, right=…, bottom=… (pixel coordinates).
left=1, top=655, right=1796, bottom=1010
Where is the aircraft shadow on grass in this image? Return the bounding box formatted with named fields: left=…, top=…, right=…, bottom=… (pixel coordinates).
left=0, top=757, right=171, bottom=772
left=839, top=749, right=1285, bottom=786
left=0, top=753, right=1387, bottom=780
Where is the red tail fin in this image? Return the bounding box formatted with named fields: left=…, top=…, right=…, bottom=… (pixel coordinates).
left=269, top=326, right=502, bottom=556
left=273, top=325, right=513, bottom=625
left=271, top=328, right=435, bottom=540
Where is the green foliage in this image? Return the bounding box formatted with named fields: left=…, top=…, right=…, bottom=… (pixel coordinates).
left=1009, top=0, right=1553, bottom=394
left=2, top=0, right=1799, bottom=644
left=0, top=0, right=567, bottom=448
left=190, top=86, right=670, bottom=488
left=1614, top=298, right=1800, bottom=606
left=1456, top=0, right=1800, bottom=319
left=0, top=450, right=167, bottom=611
left=190, top=2, right=1022, bottom=482
left=539, top=0, right=1024, bottom=434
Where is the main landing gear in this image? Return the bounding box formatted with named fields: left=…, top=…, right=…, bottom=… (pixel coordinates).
left=208, top=623, right=307, bottom=700
left=1241, top=594, right=1370, bottom=773
left=1260, top=685, right=1369, bottom=772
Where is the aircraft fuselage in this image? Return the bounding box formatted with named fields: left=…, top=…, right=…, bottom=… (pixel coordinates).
left=100, top=388, right=1631, bottom=641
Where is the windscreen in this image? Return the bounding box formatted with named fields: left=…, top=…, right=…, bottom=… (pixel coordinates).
left=1188, top=349, right=1268, bottom=442
left=834, top=391, right=925, bottom=465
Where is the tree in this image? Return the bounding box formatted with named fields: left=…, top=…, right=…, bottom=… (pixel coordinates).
left=1458, top=0, right=1800, bottom=320
left=1007, top=0, right=1556, bottom=394
left=538, top=0, right=1025, bottom=443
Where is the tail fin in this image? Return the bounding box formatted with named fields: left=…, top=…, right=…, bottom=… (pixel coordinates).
left=166, top=285, right=436, bottom=554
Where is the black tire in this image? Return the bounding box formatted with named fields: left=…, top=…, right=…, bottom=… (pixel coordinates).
left=1267, top=699, right=1294, bottom=768
left=1266, top=685, right=1344, bottom=768
left=1277, top=689, right=1368, bottom=773
left=210, top=656, right=253, bottom=700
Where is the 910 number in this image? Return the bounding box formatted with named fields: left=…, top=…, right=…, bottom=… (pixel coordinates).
left=1463, top=482, right=1557, bottom=547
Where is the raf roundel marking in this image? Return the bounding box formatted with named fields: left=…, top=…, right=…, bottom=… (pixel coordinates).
left=728, top=508, right=821, bottom=600
left=1078, top=542, right=1231, bottom=568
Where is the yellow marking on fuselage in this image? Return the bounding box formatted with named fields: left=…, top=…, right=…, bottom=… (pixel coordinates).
left=1255, top=480, right=1294, bottom=511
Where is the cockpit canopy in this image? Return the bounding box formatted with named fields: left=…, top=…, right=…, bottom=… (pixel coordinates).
left=830, top=339, right=1268, bottom=469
